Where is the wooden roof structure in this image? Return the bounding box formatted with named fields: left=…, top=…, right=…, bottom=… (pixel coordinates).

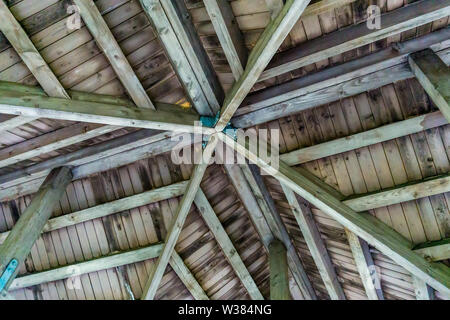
left=0, top=0, right=448, bottom=300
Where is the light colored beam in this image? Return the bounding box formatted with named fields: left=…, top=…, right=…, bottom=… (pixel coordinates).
left=269, top=239, right=290, bottom=300
left=141, top=135, right=219, bottom=300
left=281, top=185, right=346, bottom=299
left=203, top=0, right=247, bottom=80
left=280, top=111, right=447, bottom=166
left=414, top=238, right=450, bottom=262
left=8, top=243, right=208, bottom=299
left=140, top=0, right=221, bottom=116
left=412, top=276, right=435, bottom=300
left=215, top=0, right=312, bottom=131
left=0, top=88, right=214, bottom=134
left=260, top=0, right=450, bottom=81
left=0, top=1, right=70, bottom=130
left=218, top=132, right=450, bottom=295
left=0, top=167, right=72, bottom=292
left=345, top=229, right=384, bottom=300
left=194, top=188, right=263, bottom=300
left=241, top=163, right=317, bottom=299
left=73, top=0, right=154, bottom=109
left=409, top=48, right=450, bottom=122
left=0, top=181, right=188, bottom=244
left=343, top=173, right=450, bottom=212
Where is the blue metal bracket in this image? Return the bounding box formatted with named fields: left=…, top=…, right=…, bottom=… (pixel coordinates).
left=199, top=111, right=238, bottom=146
left=199, top=111, right=220, bottom=128
left=0, top=259, right=18, bottom=292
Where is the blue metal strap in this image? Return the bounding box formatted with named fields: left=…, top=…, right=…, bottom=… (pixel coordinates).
left=0, top=259, right=18, bottom=292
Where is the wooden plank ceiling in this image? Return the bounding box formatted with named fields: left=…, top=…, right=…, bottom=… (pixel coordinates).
left=0, top=0, right=448, bottom=300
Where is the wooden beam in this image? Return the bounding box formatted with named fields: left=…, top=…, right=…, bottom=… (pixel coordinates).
left=0, top=181, right=188, bottom=244
left=409, top=49, right=450, bottom=122
left=345, top=229, right=384, bottom=300
left=281, top=185, right=346, bottom=299
left=260, top=0, right=450, bottom=81
left=73, top=0, right=154, bottom=110
left=215, top=0, right=312, bottom=131
left=140, top=0, right=221, bottom=116
left=8, top=243, right=208, bottom=299
left=0, top=1, right=70, bottom=130
left=241, top=163, right=317, bottom=299
left=218, top=132, right=450, bottom=295
left=280, top=111, right=447, bottom=166
left=232, top=29, right=450, bottom=128
left=168, top=251, right=209, bottom=300
left=412, top=276, right=435, bottom=300
left=0, top=167, right=72, bottom=292
left=194, top=188, right=263, bottom=300
left=0, top=88, right=214, bottom=134
left=343, top=173, right=450, bottom=212
left=141, top=135, right=219, bottom=300
left=0, top=123, right=117, bottom=169
left=414, top=238, right=450, bottom=262
left=269, top=239, right=290, bottom=300
left=203, top=0, right=247, bottom=80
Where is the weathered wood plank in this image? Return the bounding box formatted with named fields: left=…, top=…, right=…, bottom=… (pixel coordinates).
left=281, top=185, right=346, bottom=299
left=218, top=132, right=450, bottom=295
left=345, top=229, right=384, bottom=300
left=141, top=135, right=219, bottom=300
left=269, top=239, right=290, bottom=300
left=0, top=167, right=72, bottom=291
left=0, top=88, right=213, bottom=134
left=140, top=0, right=219, bottom=116
left=409, top=49, right=450, bottom=122
left=0, top=181, right=188, bottom=243
left=241, top=163, right=317, bottom=299
left=414, top=238, right=450, bottom=262
left=203, top=0, right=247, bottom=80
left=261, top=0, right=450, bottom=81
left=215, top=0, right=312, bottom=131
left=73, top=0, right=155, bottom=110
left=412, top=276, right=435, bottom=300
left=194, top=188, right=263, bottom=300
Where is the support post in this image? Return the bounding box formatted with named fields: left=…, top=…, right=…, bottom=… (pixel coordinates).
left=0, top=167, right=72, bottom=292
left=269, top=239, right=290, bottom=300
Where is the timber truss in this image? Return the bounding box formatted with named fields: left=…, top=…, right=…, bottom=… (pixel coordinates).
left=0, top=0, right=449, bottom=300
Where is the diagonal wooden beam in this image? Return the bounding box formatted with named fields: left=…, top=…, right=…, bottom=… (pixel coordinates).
left=261, top=0, right=450, bottom=81
left=345, top=229, right=384, bottom=300
left=194, top=188, right=263, bottom=300
left=140, top=0, right=221, bottom=116
left=281, top=185, right=346, bottom=299
left=8, top=243, right=208, bottom=300
left=203, top=0, right=247, bottom=81
left=241, top=163, right=317, bottom=299
left=0, top=1, right=70, bottom=130
left=232, top=30, right=450, bottom=128
left=218, top=132, right=450, bottom=295
left=73, top=0, right=154, bottom=110
left=215, top=0, right=312, bottom=131
left=412, top=276, right=435, bottom=300
left=409, top=49, right=450, bottom=122
left=141, top=135, right=219, bottom=300
left=0, top=167, right=72, bottom=292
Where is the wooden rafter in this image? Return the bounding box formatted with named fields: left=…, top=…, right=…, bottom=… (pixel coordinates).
left=215, top=0, right=312, bottom=131
left=269, top=239, right=290, bottom=300
left=260, top=0, right=450, bottom=81
left=194, top=188, right=263, bottom=300
left=73, top=0, right=155, bottom=110
left=282, top=185, right=345, bottom=299
left=218, top=132, right=450, bottom=295
left=241, top=163, right=317, bottom=299
left=409, top=48, right=450, bottom=122
left=0, top=167, right=72, bottom=292
left=0, top=1, right=69, bottom=130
